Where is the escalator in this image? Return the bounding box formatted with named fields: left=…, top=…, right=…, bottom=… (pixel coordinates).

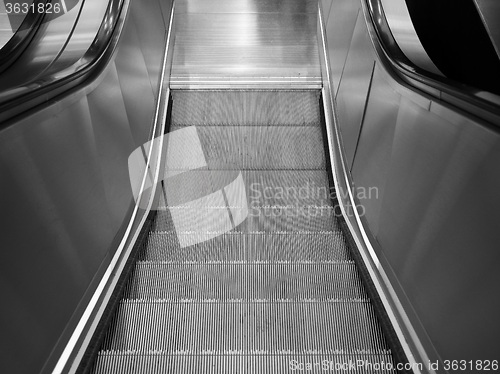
left=86, top=90, right=403, bottom=373
left=1, top=0, right=500, bottom=373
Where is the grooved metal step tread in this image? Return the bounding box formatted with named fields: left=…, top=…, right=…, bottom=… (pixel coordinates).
left=92, top=352, right=397, bottom=374
left=169, top=77, right=323, bottom=90
left=171, top=90, right=321, bottom=127
left=158, top=169, right=334, bottom=209
left=168, top=125, right=326, bottom=170
left=151, top=204, right=339, bottom=233
left=99, top=301, right=392, bottom=353
left=122, top=262, right=366, bottom=300
left=140, top=232, right=352, bottom=263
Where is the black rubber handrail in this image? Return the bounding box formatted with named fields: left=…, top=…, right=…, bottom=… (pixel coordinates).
left=405, top=0, right=500, bottom=96
left=0, top=0, right=50, bottom=74
left=0, top=0, right=127, bottom=126
left=364, top=0, right=500, bottom=126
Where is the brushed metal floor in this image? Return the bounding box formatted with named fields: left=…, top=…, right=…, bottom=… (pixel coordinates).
left=170, top=0, right=322, bottom=88
left=175, top=0, right=319, bottom=14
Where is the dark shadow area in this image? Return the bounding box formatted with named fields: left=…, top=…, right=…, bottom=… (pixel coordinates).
left=405, top=0, right=500, bottom=95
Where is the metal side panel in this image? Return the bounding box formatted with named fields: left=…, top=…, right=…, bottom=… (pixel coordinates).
left=114, top=16, right=157, bottom=147
left=318, top=3, right=433, bottom=370
left=42, top=0, right=110, bottom=75
left=159, top=0, right=174, bottom=28
left=86, top=61, right=137, bottom=223
left=0, top=0, right=83, bottom=88
left=0, top=2, right=174, bottom=373
left=0, top=96, right=116, bottom=374
left=55, top=5, right=175, bottom=373
left=336, top=10, right=376, bottom=170
left=376, top=96, right=500, bottom=362
left=129, top=0, right=167, bottom=97
left=351, top=65, right=401, bottom=238
left=324, top=1, right=360, bottom=96
left=321, top=0, right=333, bottom=23
left=320, top=0, right=500, bottom=368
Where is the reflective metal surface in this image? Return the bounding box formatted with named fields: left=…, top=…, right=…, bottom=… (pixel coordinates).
left=376, top=94, right=500, bottom=362
left=0, top=2, right=43, bottom=74
left=0, top=1, right=83, bottom=89
left=0, top=2, right=14, bottom=48
left=318, top=6, right=425, bottom=371
left=324, top=0, right=500, bottom=368
left=171, top=0, right=321, bottom=88
left=128, top=0, right=168, bottom=97
left=379, top=0, right=442, bottom=76
left=336, top=10, right=375, bottom=169
left=0, top=0, right=127, bottom=123
left=42, top=1, right=109, bottom=75
left=176, top=0, right=319, bottom=14
left=321, top=0, right=332, bottom=23
left=474, top=0, right=500, bottom=60
left=351, top=66, right=400, bottom=237
left=366, top=0, right=500, bottom=124
left=323, top=0, right=359, bottom=95
left=0, top=1, right=173, bottom=373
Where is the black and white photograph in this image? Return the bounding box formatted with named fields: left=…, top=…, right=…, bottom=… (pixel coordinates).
left=1, top=0, right=499, bottom=373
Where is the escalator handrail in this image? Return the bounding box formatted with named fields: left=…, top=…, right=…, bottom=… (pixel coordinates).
left=364, top=0, right=500, bottom=126
left=0, top=0, right=50, bottom=74
left=0, top=0, right=128, bottom=126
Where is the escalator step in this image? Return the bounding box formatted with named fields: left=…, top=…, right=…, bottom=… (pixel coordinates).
left=139, top=232, right=352, bottom=263
left=99, top=300, right=391, bottom=353
left=151, top=205, right=339, bottom=233
left=92, top=352, right=397, bottom=374
left=171, top=90, right=322, bottom=127
left=123, top=262, right=365, bottom=300
left=158, top=170, right=335, bottom=209
left=168, top=125, right=326, bottom=170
